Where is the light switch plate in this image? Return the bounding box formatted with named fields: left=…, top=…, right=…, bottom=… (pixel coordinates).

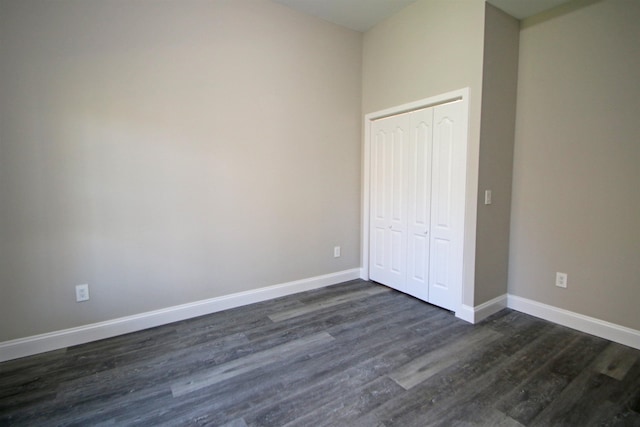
left=484, top=190, right=492, bottom=205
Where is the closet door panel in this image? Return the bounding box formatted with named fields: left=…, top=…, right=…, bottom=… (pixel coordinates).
left=370, top=125, right=389, bottom=283
left=405, top=107, right=433, bottom=300
left=429, top=100, right=464, bottom=311
left=369, top=113, right=410, bottom=291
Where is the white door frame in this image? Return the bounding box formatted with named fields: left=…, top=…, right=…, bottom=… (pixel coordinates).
left=361, top=88, right=470, bottom=312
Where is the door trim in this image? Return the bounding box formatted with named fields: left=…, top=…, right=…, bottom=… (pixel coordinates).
left=361, top=88, right=470, bottom=312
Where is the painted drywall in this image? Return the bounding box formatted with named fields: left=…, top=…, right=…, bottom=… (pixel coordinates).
left=362, top=0, right=486, bottom=306
left=510, top=0, right=640, bottom=330
left=0, top=0, right=362, bottom=341
left=474, top=4, right=519, bottom=305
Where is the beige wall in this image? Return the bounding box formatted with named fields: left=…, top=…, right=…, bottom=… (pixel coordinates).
left=0, top=0, right=362, bottom=341
left=362, top=0, right=486, bottom=306
left=474, top=4, right=519, bottom=304
left=510, top=0, right=640, bottom=329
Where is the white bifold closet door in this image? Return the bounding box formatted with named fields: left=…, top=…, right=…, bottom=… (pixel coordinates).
left=369, top=100, right=464, bottom=312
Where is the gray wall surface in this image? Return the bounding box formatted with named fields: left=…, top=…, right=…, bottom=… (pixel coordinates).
left=0, top=0, right=363, bottom=341
left=474, top=3, right=519, bottom=305
left=509, top=0, right=640, bottom=330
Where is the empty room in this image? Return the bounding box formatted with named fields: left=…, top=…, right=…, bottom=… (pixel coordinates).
left=1, top=0, right=638, bottom=425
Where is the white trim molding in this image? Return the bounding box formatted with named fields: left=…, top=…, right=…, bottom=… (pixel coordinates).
left=456, top=305, right=475, bottom=323
left=508, top=295, right=640, bottom=350
left=0, top=269, right=361, bottom=362
left=456, top=294, right=508, bottom=324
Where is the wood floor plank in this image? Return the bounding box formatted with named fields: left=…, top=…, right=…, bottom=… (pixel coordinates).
left=388, top=327, right=502, bottom=390
left=280, top=376, right=404, bottom=427
left=530, top=350, right=640, bottom=427
left=584, top=400, right=640, bottom=427
left=267, top=285, right=389, bottom=322
left=608, top=359, right=640, bottom=410
left=0, top=348, right=68, bottom=377
left=594, top=342, right=638, bottom=380
left=54, top=332, right=250, bottom=403
left=496, top=333, right=609, bottom=425
left=296, top=279, right=374, bottom=304
left=173, top=293, right=301, bottom=335
left=220, top=418, right=249, bottom=427
left=350, top=316, right=554, bottom=426
left=240, top=335, right=426, bottom=427
left=414, top=325, right=578, bottom=426
left=170, top=332, right=335, bottom=397
left=437, top=402, right=526, bottom=427
left=244, top=287, right=407, bottom=343
left=162, top=299, right=442, bottom=425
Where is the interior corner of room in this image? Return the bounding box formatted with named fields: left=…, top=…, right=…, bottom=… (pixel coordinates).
left=0, top=0, right=638, bottom=363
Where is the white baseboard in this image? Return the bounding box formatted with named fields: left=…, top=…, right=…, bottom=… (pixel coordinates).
left=508, top=295, right=640, bottom=350
left=455, top=305, right=474, bottom=323
left=456, top=294, right=508, bottom=324
left=0, top=269, right=361, bottom=363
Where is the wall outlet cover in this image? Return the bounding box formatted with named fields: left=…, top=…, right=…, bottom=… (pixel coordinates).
left=76, top=284, right=90, bottom=302
left=555, top=272, right=568, bottom=288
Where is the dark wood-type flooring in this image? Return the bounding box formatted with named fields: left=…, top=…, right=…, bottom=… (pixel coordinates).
left=1, top=280, right=639, bottom=426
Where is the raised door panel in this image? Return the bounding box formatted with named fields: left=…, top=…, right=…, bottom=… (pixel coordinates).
left=369, top=113, right=410, bottom=291
left=371, top=129, right=387, bottom=276
left=428, top=100, right=464, bottom=312
left=405, top=107, right=433, bottom=300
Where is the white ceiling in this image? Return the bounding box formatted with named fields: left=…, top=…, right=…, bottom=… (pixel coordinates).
left=272, top=0, right=573, bottom=32
left=272, top=0, right=419, bottom=32
left=487, top=0, right=572, bottom=19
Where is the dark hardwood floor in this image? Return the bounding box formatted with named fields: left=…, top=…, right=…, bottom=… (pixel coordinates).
left=1, top=280, right=639, bottom=426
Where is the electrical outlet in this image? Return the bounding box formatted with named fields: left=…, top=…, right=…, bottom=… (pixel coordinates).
left=334, top=246, right=341, bottom=258
left=555, top=272, right=568, bottom=288
left=76, top=284, right=90, bottom=302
